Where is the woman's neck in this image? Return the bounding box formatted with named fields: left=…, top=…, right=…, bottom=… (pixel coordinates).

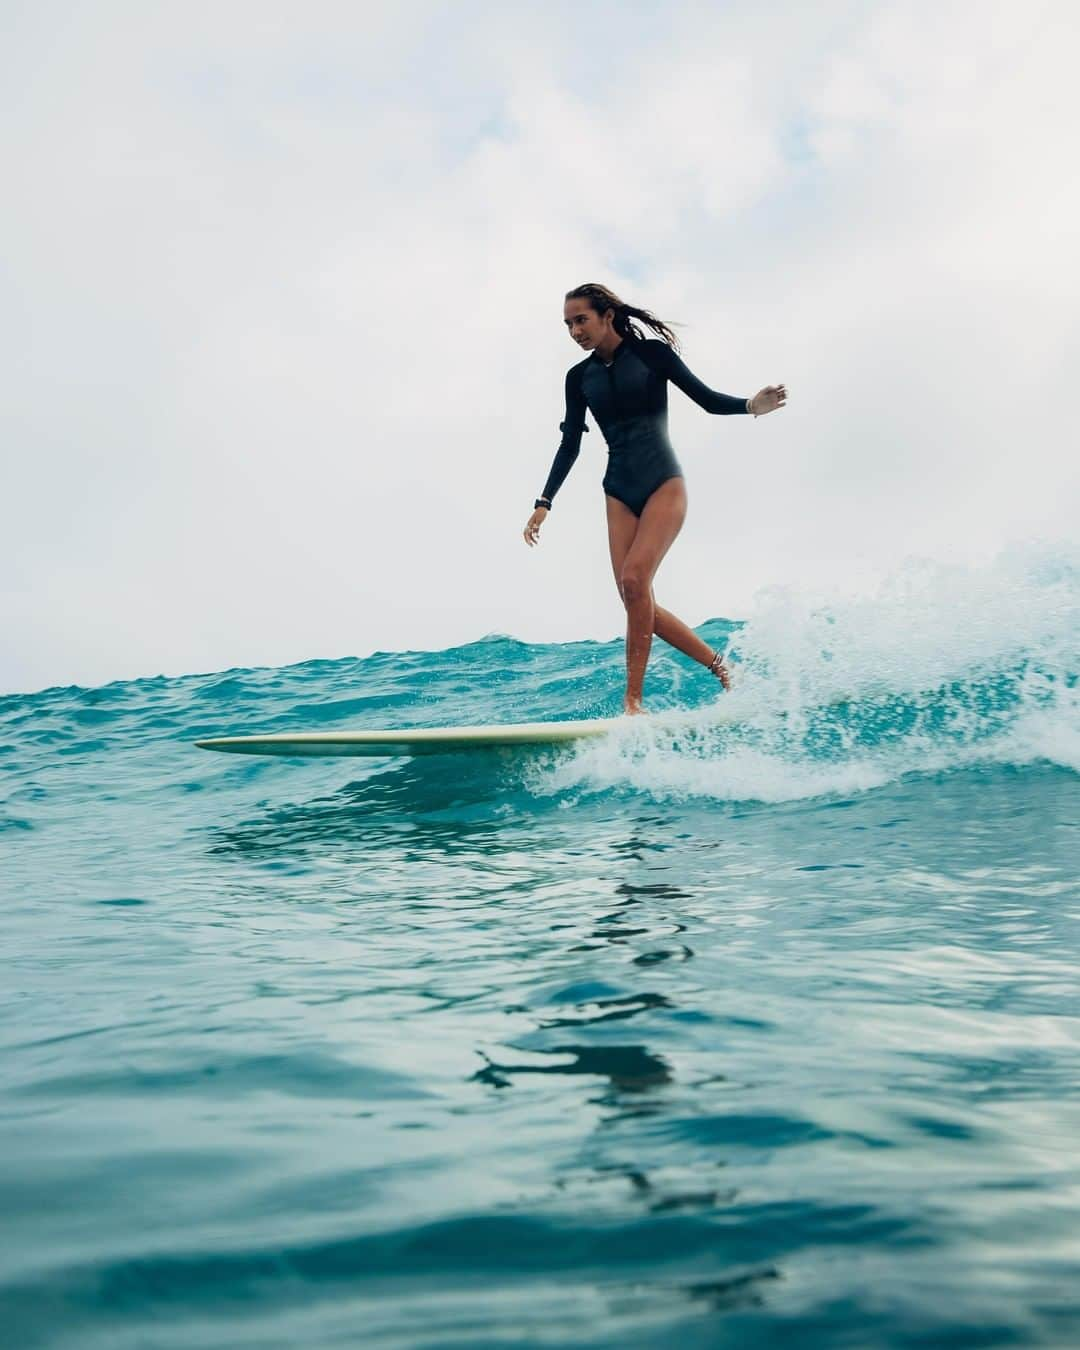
left=594, top=333, right=624, bottom=365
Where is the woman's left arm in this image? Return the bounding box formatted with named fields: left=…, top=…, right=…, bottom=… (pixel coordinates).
left=647, top=340, right=786, bottom=417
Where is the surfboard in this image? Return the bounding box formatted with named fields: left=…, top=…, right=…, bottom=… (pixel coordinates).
left=195, top=717, right=625, bottom=758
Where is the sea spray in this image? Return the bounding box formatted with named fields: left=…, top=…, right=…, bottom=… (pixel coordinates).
left=542, top=545, right=1080, bottom=803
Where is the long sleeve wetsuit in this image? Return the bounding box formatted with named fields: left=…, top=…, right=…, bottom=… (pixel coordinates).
left=540, top=334, right=749, bottom=517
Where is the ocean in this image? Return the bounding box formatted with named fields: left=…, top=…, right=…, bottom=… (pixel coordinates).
left=2, top=548, right=1078, bottom=1348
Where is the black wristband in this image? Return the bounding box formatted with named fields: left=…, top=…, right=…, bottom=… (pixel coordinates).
left=534, top=497, right=552, bottom=510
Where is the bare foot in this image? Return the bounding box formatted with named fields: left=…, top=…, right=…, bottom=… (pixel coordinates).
left=624, top=698, right=646, bottom=716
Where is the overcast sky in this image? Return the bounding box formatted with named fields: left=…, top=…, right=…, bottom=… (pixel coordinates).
left=2, top=0, right=1077, bottom=694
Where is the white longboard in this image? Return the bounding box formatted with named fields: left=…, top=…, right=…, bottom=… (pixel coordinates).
left=195, top=717, right=625, bottom=758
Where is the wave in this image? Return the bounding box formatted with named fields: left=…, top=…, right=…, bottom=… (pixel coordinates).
left=542, top=544, right=1080, bottom=803
left=3, top=545, right=1076, bottom=810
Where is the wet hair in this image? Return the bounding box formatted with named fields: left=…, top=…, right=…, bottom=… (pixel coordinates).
left=564, top=282, right=682, bottom=353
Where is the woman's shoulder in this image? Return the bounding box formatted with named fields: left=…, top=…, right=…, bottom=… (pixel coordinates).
left=564, top=353, right=592, bottom=380
left=633, top=337, right=678, bottom=369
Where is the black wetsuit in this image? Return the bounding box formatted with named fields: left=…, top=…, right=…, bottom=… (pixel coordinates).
left=540, top=334, right=750, bottom=516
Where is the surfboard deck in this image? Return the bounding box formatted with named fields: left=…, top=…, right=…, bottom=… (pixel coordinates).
left=195, top=717, right=625, bottom=758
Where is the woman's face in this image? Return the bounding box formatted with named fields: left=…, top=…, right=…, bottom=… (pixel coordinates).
left=563, top=298, right=614, bottom=351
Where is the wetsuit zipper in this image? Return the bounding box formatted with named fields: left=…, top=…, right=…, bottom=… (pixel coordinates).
left=605, top=358, right=619, bottom=429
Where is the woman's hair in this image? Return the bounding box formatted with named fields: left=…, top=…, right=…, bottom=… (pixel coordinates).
left=565, top=282, right=682, bottom=352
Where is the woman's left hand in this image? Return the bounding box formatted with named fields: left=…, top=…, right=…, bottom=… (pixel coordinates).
left=749, top=384, right=787, bottom=416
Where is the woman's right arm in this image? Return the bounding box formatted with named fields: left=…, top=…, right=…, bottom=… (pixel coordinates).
left=525, top=366, right=588, bottom=546
left=539, top=366, right=589, bottom=504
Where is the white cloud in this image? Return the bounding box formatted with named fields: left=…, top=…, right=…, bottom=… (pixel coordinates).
left=2, top=0, right=1077, bottom=692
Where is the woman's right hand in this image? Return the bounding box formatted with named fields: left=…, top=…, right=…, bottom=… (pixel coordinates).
left=523, top=507, right=548, bottom=547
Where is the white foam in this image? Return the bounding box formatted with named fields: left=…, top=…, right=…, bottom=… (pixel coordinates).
left=538, top=543, right=1080, bottom=803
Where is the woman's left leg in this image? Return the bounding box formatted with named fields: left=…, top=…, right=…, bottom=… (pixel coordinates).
left=620, top=477, right=687, bottom=712
left=653, top=603, right=720, bottom=668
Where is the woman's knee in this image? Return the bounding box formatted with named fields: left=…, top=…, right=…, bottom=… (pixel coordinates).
left=620, top=565, right=651, bottom=606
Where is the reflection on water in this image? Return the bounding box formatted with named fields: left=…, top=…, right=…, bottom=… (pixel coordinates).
left=474, top=1043, right=674, bottom=1095
left=234, top=767, right=1071, bottom=1337
left=534, top=992, right=677, bottom=1027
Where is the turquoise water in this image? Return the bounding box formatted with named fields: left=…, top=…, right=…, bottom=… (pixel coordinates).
left=3, top=551, right=1079, bottom=1348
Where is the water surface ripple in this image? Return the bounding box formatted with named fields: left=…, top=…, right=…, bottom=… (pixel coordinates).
left=3, top=554, right=1080, bottom=1347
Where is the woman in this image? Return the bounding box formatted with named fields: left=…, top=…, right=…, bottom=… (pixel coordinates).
left=523, top=282, right=786, bottom=715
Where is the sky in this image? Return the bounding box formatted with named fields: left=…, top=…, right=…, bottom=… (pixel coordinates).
left=2, top=0, right=1077, bottom=694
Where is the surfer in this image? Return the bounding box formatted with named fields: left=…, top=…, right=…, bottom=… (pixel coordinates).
left=524, top=283, right=786, bottom=715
